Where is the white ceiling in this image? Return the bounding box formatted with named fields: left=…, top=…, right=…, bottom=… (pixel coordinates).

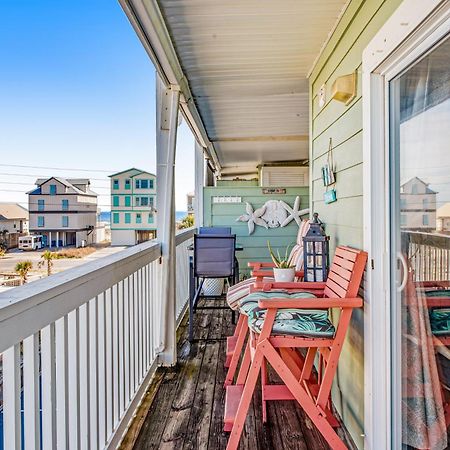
left=155, top=0, right=348, bottom=172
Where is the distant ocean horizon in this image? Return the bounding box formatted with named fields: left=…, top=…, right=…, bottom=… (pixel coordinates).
left=99, top=211, right=188, bottom=223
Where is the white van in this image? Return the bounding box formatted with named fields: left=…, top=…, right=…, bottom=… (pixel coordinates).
left=19, top=235, right=43, bottom=251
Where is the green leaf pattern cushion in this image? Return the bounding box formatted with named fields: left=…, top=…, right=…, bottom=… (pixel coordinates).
left=426, top=290, right=450, bottom=336
left=238, top=291, right=335, bottom=338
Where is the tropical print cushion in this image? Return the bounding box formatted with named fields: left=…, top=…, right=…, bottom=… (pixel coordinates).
left=429, top=309, right=450, bottom=336
left=248, top=309, right=335, bottom=337
left=241, top=291, right=334, bottom=338
left=426, top=290, right=450, bottom=336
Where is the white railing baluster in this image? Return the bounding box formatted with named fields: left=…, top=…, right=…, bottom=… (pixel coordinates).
left=79, top=303, right=89, bottom=450
left=3, top=344, right=21, bottom=450
left=118, top=280, right=125, bottom=416
left=97, top=293, right=106, bottom=447
left=23, top=333, right=41, bottom=450
left=112, top=284, right=119, bottom=425
left=41, top=324, right=57, bottom=450
left=105, top=288, right=113, bottom=438
left=55, top=316, right=69, bottom=450
left=123, top=276, right=131, bottom=407
left=68, top=308, right=80, bottom=450
left=89, top=297, right=99, bottom=449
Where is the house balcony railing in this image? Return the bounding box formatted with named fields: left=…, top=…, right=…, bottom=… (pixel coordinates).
left=0, top=227, right=194, bottom=450
left=404, top=231, right=450, bottom=283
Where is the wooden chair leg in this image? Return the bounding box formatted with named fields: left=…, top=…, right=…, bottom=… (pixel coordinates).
left=225, top=316, right=248, bottom=386
left=261, top=341, right=347, bottom=450
left=300, top=348, right=317, bottom=383
left=226, top=349, right=264, bottom=450
left=236, top=340, right=251, bottom=385
left=261, top=358, right=268, bottom=423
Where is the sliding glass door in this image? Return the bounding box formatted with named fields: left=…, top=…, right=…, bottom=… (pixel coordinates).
left=389, top=36, right=450, bottom=449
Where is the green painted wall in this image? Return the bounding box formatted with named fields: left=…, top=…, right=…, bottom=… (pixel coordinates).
left=309, top=0, right=402, bottom=447
left=203, top=186, right=309, bottom=278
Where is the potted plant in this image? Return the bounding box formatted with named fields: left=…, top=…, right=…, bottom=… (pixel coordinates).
left=267, top=241, right=296, bottom=282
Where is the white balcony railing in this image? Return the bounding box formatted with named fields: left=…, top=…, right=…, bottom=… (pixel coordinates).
left=405, top=231, right=450, bottom=282
left=0, top=227, right=194, bottom=450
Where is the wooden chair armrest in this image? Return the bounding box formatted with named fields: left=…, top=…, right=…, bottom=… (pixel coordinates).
left=248, top=261, right=276, bottom=270
left=427, top=297, right=450, bottom=308
left=251, top=269, right=275, bottom=278
left=258, top=297, right=363, bottom=309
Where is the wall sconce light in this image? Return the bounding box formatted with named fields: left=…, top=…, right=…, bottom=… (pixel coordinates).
left=331, top=71, right=357, bottom=105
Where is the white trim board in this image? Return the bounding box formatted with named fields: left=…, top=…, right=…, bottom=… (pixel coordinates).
left=362, top=1, right=450, bottom=449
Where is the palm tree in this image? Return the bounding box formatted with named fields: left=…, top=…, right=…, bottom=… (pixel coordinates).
left=38, top=250, right=55, bottom=276
left=15, top=261, right=33, bottom=285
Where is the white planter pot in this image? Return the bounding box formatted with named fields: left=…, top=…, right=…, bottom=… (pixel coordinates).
left=202, top=278, right=225, bottom=296
left=273, top=267, right=295, bottom=283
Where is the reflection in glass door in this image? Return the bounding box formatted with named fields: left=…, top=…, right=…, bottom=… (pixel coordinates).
left=390, top=36, right=450, bottom=449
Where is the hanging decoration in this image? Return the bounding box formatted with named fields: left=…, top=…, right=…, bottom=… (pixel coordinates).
left=236, top=202, right=267, bottom=235
left=322, top=137, right=337, bottom=204
left=236, top=196, right=309, bottom=235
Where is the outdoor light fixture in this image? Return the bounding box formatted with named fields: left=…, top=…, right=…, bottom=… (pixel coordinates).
left=331, top=71, right=357, bottom=105
left=303, top=213, right=330, bottom=282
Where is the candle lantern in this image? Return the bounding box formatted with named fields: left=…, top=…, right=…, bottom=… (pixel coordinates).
left=303, top=213, right=330, bottom=282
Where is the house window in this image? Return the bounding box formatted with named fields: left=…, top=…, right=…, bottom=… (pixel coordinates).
left=62, top=216, right=69, bottom=228
left=125, top=213, right=131, bottom=224
left=113, top=179, right=119, bottom=190
left=400, top=214, right=406, bottom=226
left=50, top=184, right=57, bottom=195
left=125, top=179, right=131, bottom=190
left=400, top=198, right=406, bottom=209
left=113, top=212, right=120, bottom=224
left=149, top=196, right=154, bottom=207
left=62, top=199, right=69, bottom=211
left=149, top=179, right=154, bottom=189
left=135, top=179, right=149, bottom=189
left=113, top=196, right=120, bottom=207
left=148, top=213, right=153, bottom=224
left=411, top=184, right=418, bottom=194
left=38, top=199, right=45, bottom=211
left=136, top=213, right=142, bottom=224
left=136, top=196, right=149, bottom=206
left=423, top=198, right=429, bottom=209
left=422, top=214, right=429, bottom=226
left=125, top=196, right=131, bottom=207
left=38, top=216, right=45, bottom=227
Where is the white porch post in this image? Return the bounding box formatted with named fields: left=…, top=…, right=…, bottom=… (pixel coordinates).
left=194, top=141, right=205, bottom=227
left=56, top=231, right=59, bottom=248
left=49, top=232, right=52, bottom=248
left=156, top=74, right=180, bottom=366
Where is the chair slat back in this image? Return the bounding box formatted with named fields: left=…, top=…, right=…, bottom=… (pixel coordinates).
left=323, top=246, right=367, bottom=299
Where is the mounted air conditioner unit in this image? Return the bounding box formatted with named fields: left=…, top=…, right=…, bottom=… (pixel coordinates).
left=259, top=166, right=309, bottom=187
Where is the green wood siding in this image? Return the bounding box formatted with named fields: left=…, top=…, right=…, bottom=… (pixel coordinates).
left=309, top=1, right=402, bottom=447
left=203, top=186, right=309, bottom=278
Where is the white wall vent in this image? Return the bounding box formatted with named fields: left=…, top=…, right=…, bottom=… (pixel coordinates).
left=260, top=166, right=309, bottom=187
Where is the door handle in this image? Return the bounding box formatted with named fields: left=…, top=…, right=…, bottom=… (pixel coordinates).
left=397, top=252, right=408, bottom=292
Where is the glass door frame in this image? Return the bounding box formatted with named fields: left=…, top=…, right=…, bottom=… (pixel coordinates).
left=362, top=2, right=450, bottom=449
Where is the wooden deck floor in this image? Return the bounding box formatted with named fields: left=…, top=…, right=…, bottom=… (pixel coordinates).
left=130, top=300, right=331, bottom=450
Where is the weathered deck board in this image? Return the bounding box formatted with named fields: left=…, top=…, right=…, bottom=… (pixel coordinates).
left=132, top=299, right=331, bottom=450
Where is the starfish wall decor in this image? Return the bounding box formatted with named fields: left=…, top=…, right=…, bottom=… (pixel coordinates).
left=235, top=196, right=309, bottom=235
left=235, top=202, right=267, bottom=235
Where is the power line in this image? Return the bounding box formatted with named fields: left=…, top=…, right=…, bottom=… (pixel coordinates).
left=0, top=163, right=117, bottom=173
left=0, top=172, right=110, bottom=182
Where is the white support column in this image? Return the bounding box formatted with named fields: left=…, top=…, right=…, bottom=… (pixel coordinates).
left=156, top=74, right=180, bottom=366
left=56, top=231, right=59, bottom=248
left=194, top=140, right=205, bottom=227
left=49, top=231, right=52, bottom=249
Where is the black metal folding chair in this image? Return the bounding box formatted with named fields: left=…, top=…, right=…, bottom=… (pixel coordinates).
left=189, top=234, right=236, bottom=342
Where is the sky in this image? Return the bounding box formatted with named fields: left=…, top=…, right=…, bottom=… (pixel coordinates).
left=0, top=0, right=195, bottom=211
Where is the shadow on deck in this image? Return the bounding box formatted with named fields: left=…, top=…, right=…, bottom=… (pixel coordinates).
left=124, top=300, right=332, bottom=450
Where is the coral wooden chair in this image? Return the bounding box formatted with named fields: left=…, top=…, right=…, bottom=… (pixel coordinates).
left=225, top=220, right=310, bottom=369
left=224, top=246, right=367, bottom=450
